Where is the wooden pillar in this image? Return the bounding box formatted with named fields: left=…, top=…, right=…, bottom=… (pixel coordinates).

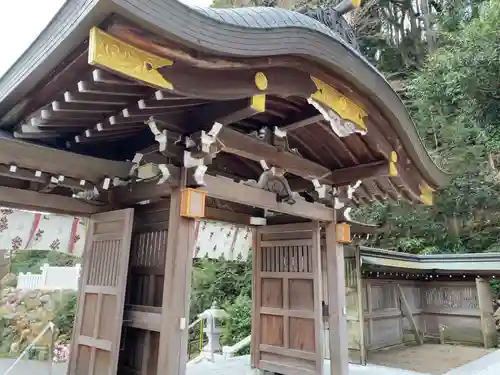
left=325, top=216, right=349, bottom=375
left=312, top=221, right=325, bottom=375
left=354, top=245, right=366, bottom=365
left=157, top=186, right=196, bottom=375
left=475, top=277, right=497, bottom=349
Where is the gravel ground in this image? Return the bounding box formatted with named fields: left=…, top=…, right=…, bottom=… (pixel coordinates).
left=367, top=344, right=495, bottom=375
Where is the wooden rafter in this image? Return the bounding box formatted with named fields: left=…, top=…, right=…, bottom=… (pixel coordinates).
left=282, top=114, right=324, bottom=131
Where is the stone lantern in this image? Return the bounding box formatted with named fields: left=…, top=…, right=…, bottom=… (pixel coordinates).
left=198, top=301, right=229, bottom=361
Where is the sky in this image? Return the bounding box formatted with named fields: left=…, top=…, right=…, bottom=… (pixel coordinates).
left=0, top=0, right=212, bottom=77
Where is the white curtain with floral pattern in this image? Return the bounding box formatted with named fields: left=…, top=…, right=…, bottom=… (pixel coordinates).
left=0, top=209, right=252, bottom=262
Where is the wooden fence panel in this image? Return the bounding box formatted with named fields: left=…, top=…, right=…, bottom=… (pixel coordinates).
left=421, top=281, right=482, bottom=345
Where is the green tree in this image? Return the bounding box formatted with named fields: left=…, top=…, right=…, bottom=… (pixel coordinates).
left=355, top=0, right=500, bottom=254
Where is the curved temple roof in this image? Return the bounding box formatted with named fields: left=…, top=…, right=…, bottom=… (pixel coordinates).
left=0, top=0, right=447, bottom=212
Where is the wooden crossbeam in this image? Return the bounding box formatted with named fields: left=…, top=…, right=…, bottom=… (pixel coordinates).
left=110, top=166, right=333, bottom=221
left=218, top=126, right=330, bottom=180
left=205, top=207, right=254, bottom=226
left=0, top=138, right=133, bottom=182
left=0, top=186, right=102, bottom=215
left=202, top=174, right=334, bottom=221
left=0, top=164, right=91, bottom=192
left=123, top=305, right=162, bottom=332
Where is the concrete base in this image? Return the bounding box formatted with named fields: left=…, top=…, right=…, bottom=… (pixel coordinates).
left=3, top=350, right=499, bottom=375
left=444, top=350, right=500, bottom=375
left=186, top=355, right=428, bottom=375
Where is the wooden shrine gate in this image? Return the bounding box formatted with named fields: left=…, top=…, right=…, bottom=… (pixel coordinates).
left=252, top=222, right=324, bottom=375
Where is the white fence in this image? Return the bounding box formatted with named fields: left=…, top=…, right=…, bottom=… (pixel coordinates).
left=17, top=263, right=81, bottom=290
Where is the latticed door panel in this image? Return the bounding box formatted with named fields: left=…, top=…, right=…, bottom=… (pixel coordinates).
left=252, top=223, right=323, bottom=375
left=70, top=209, right=134, bottom=375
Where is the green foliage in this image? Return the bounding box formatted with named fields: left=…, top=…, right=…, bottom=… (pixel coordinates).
left=10, top=250, right=79, bottom=275
left=221, top=294, right=252, bottom=353
left=435, top=0, right=488, bottom=34
left=189, top=257, right=252, bottom=352
left=52, top=292, right=77, bottom=343
left=410, top=1, right=500, bottom=153
left=491, top=279, right=500, bottom=299
left=190, top=256, right=252, bottom=318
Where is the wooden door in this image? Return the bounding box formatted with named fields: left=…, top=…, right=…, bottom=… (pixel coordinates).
left=69, top=209, right=134, bottom=375
left=251, top=222, right=323, bottom=375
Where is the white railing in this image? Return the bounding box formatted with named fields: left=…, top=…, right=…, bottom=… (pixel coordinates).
left=222, top=335, right=251, bottom=358
left=17, top=263, right=81, bottom=290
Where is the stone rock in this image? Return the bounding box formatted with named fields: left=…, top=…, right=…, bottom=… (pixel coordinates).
left=0, top=273, right=17, bottom=288
left=40, top=294, right=52, bottom=303
left=24, top=289, right=40, bottom=299
left=25, top=297, right=41, bottom=310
